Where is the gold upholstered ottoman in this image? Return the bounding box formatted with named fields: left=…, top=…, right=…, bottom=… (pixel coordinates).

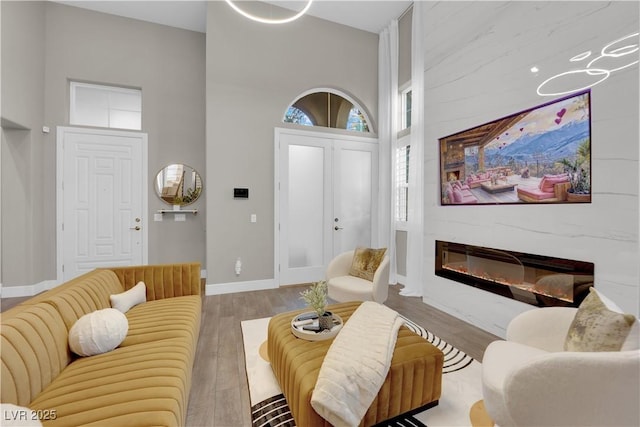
left=268, top=301, right=443, bottom=427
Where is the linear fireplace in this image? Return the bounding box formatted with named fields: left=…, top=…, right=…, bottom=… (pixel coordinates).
left=435, top=240, right=594, bottom=307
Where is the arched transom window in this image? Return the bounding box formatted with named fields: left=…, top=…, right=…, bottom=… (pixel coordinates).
left=284, top=90, right=371, bottom=133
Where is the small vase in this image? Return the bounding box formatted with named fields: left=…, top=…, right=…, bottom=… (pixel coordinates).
left=318, top=312, right=333, bottom=330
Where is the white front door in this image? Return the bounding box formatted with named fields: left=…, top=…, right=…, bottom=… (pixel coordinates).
left=276, top=128, right=378, bottom=286
left=57, top=127, right=148, bottom=281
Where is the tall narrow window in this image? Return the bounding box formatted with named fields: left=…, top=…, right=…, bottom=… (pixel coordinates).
left=70, top=81, right=142, bottom=130
left=401, top=87, right=412, bottom=130
left=396, top=143, right=410, bottom=222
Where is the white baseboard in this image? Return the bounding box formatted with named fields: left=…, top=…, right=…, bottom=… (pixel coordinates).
left=1, top=280, right=59, bottom=298
left=205, top=279, right=277, bottom=296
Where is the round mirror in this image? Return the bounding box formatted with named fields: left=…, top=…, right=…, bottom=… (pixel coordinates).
left=155, top=163, right=203, bottom=206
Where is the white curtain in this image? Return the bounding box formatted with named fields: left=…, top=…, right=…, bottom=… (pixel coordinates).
left=401, top=2, right=425, bottom=297
left=377, top=20, right=399, bottom=285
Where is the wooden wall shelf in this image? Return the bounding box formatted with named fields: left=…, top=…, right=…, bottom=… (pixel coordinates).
left=158, top=209, right=198, bottom=214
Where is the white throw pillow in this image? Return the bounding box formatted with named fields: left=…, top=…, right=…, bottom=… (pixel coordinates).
left=110, top=281, right=146, bottom=313
left=68, top=308, right=128, bottom=356
left=0, top=404, right=43, bottom=427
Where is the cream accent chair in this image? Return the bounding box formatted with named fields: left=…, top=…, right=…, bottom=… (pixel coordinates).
left=326, top=250, right=390, bottom=303
left=481, top=307, right=640, bottom=426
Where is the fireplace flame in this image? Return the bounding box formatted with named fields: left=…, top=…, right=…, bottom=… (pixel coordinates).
left=436, top=240, right=595, bottom=308
left=442, top=264, right=578, bottom=303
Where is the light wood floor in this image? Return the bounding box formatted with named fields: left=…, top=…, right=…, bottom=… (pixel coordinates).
left=183, top=284, right=499, bottom=427
left=1, top=284, right=500, bottom=427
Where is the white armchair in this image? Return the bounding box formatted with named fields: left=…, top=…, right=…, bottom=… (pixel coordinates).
left=482, top=307, right=640, bottom=426
left=326, top=250, right=390, bottom=304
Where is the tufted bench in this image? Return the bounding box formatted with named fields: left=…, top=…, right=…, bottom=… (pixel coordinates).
left=267, top=301, right=443, bottom=427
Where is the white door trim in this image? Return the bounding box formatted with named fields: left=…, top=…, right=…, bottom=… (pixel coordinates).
left=56, top=126, right=148, bottom=283
left=274, top=127, right=378, bottom=287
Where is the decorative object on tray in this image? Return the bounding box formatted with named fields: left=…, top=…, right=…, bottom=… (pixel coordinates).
left=300, top=280, right=333, bottom=330
left=290, top=311, right=343, bottom=341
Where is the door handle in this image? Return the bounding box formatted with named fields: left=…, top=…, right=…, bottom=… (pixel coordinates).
left=334, top=226, right=343, bottom=231
left=130, top=226, right=141, bottom=231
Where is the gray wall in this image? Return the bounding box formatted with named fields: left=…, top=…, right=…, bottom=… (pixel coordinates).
left=421, top=1, right=639, bottom=336
left=1, top=1, right=47, bottom=286
left=1, top=1, right=206, bottom=287
left=206, top=2, right=379, bottom=285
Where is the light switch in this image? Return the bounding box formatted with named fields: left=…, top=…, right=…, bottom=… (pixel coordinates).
left=174, top=214, right=186, bottom=222
left=251, top=214, right=257, bottom=223
left=154, top=213, right=163, bottom=222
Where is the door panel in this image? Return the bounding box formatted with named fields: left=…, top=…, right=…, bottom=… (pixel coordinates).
left=277, top=129, right=377, bottom=286
left=333, top=141, right=376, bottom=255
left=279, top=133, right=332, bottom=285
left=59, top=127, right=147, bottom=281
left=288, top=144, right=325, bottom=269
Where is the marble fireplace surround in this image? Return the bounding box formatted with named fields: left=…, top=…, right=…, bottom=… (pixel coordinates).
left=421, top=1, right=638, bottom=338
left=435, top=240, right=595, bottom=308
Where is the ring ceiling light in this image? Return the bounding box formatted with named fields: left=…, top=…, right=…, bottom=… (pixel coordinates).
left=537, top=32, right=638, bottom=96
left=224, top=0, right=313, bottom=24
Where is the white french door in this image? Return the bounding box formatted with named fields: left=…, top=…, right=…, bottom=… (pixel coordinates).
left=332, top=139, right=376, bottom=256
left=57, top=127, right=148, bottom=282
left=276, top=128, right=378, bottom=286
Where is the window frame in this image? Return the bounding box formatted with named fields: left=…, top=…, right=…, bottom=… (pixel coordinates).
left=395, top=133, right=411, bottom=228
left=400, top=84, right=412, bottom=131
left=395, top=82, right=412, bottom=228
left=69, top=81, right=142, bottom=131
left=283, top=87, right=374, bottom=134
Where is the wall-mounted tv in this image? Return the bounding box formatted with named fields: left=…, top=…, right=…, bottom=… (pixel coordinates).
left=439, top=90, right=591, bottom=205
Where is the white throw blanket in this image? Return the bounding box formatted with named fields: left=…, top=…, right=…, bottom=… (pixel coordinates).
left=310, top=301, right=404, bottom=427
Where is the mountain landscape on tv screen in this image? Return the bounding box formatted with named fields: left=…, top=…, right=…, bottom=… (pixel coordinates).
left=482, top=120, right=590, bottom=164
left=442, top=91, right=591, bottom=205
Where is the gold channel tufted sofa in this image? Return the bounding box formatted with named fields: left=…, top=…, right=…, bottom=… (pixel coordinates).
left=1, top=263, right=202, bottom=426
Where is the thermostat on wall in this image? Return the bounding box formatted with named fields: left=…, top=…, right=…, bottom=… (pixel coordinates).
left=234, top=188, right=249, bottom=199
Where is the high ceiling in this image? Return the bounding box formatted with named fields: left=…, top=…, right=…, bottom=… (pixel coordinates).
left=51, top=1, right=412, bottom=34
